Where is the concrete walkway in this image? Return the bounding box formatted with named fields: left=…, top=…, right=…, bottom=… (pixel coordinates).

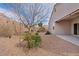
left=57, top=35, right=79, bottom=46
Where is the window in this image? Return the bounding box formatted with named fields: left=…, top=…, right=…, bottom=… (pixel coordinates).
left=74, top=23, right=79, bottom=35
left=77, top=24, right=79, bottom=35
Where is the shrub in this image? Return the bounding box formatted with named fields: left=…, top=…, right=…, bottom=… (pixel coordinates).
left=38, top=22, right=43, bottom=27
left=22, top=32, right=41, bottom=49
left=31, top=33, right=41, bottom=48
left=45, top=31, right=51, bottom=35
left=37, top=27, right=46, bottom=32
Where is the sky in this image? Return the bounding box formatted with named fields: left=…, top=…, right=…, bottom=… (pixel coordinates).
left=0, top=3, right=55, bottom=25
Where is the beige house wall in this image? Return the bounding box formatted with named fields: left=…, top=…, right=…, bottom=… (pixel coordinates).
left=71, top=17, right=79, bottom=37
left=54, top=20, right=71, bottom=35
left=49, top=3, right=79, bottom=37
left=53, top=3, right=79, bottom=21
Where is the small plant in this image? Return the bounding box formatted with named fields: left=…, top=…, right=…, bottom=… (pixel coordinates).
left=45, top=31, right=51, bottom=35
left=31, top=33, right=41, bottom=48
left=37, top=27, right=46, bottom=32
left=38, top=22, right=43, bottom=27
left=22, top=32, right=41, bottom=49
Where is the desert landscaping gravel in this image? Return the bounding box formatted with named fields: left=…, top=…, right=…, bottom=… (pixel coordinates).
left=0, top=33, right=79, bottom=56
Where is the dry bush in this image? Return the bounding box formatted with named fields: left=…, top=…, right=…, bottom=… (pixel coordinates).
left=37, top=27, right=46, bottom=32
left=45, top=31, right=51, bottom=35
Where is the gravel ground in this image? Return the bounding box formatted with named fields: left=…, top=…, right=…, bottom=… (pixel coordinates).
left=0, top=33, right=79, bottom=56
left=40, top=33, right=79, bottom=56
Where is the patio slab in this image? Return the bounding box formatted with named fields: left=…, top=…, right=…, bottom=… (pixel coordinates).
left=57, top=35, right=79, bottom=46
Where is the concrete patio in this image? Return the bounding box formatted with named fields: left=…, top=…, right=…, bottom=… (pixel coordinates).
left=57, top=35, right=79, bottom=46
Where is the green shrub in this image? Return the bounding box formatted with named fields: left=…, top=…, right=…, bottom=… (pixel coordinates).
left=31, top=34, right=41, bottom=48
left=45, top=31, right=51, bottom=35
left=22, top=32, right=32, bottom=48
left=22, top=32, right=41, bottom=49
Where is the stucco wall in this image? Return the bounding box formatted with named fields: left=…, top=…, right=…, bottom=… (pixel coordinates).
left=49, top=3, right=79, bottom=35
left=53, top=20, right=71, bottom=35
left=53, top=3, right=79, bottom=21
left=48, top=15, right=54, bottom=33
left=49, top=16, right=79, bottom=35
left=71, top=17, right=79, bottom=37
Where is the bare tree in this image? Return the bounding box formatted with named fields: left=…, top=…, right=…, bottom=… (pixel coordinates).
left=10, top=3, right=49, bottom=33
left=5, top=3, right=51, bottom=49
